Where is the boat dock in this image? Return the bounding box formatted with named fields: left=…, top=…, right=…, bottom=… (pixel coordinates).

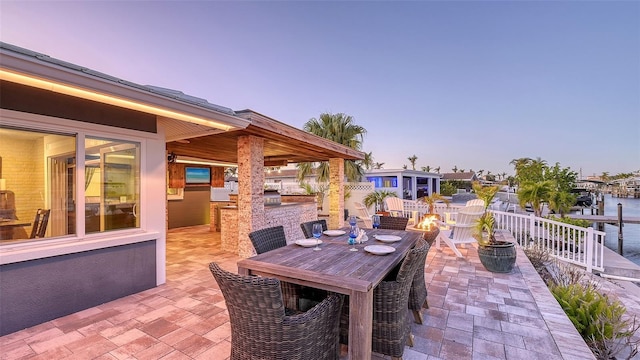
left=566, top=214, right=640, bottom=225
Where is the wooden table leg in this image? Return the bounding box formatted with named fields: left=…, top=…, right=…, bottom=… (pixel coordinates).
left=349, top=289, right=373, bottom=359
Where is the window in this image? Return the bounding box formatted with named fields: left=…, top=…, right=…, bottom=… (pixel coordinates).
left=0, top=127, right=76, bottom=240
left=366, top=176, right=398, bottom=188
left=85, top=137, right=140, bottom=233
left=0, top=127, right=142, bottom=242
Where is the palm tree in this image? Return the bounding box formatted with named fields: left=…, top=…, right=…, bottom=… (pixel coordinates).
left=477, top=170, right=484, bottom=178
left=434, top=166, right=440, bottom=174
left=548, top=190, right=576, bottom=217
left=402, top=165, right=408, bottom=170
left=518, top=180, right=554, bottom=217
left=421, top=166, right=431, bottom=172
left=373, top=162, right=385, bottom=169
left=407, top=155, right=418, bottom=170
left=452, top=166, right=458, bottom=173
left=363, top=190, right=397, bottom=212
left=297, top=113, right=366, bottom=183
left=360, top=151, right=374, bottom=171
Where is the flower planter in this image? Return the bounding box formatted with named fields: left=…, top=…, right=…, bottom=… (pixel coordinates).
left=477, top=241, right=517, bottom=273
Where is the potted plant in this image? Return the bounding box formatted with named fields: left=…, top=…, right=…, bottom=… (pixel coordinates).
left=418, top=192, right=450, bottom=220
left=472, top=182, right=517, bottom=273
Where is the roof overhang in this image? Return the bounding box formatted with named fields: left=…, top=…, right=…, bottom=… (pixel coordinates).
left=0, top=43, right=250, bottom=133
left=167, top=110, right=365, bottom=166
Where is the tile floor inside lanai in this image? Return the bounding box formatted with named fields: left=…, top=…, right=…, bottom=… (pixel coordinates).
left=0, top=225, right=594, bottom=360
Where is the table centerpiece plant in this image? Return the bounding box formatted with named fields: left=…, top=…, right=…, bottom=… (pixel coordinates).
left=471, top=182, right=517, bottom=273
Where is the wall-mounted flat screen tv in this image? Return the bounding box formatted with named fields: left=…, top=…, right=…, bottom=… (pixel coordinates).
left=185, top=167, right=210, bottom=184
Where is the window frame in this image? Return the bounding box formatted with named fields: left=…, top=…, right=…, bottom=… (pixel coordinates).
left=0, top=109, right=165, bottom=274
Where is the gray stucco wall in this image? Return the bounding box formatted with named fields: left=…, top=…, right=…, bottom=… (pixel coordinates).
left=0, top=240, right=157, bottom=336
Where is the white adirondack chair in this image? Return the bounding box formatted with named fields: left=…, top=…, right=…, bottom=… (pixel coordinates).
left=384, top=197, right=417, bottom=225
left=353, top=202, right=373, bottom=228
left=465, top=199, right=485, bottom=207
left=444, top=204, right=485, bottom=226
left=437, top=207, right=485, bottom=257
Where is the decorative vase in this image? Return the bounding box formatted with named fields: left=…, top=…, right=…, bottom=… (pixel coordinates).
left=477, top=241, right=516, bottom=273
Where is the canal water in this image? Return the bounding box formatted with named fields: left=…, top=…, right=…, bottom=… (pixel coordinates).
left=598, top=194, right=640, bottom=266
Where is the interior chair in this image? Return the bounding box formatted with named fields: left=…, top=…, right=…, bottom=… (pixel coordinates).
left=300, top=219, right=327, bottom=238
left=209, top=262, right=343, bottom=360
left=408, top=241, right=432, bottom=324
left=384, top=197, right=418, bottom=225
left=340, top=239, right=429, bottom=359
left=353, top=202, right=373, bottom=228
left=29, top=209, right=51, bottom=239
left=378, top=216, right=409, bottom=230
left=437, top=207, right=485, bottom=257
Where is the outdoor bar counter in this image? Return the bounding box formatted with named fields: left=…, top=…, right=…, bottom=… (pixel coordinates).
left=219, top=195, right=317, bottom=257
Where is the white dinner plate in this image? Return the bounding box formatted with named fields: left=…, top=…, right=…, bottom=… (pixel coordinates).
left=374, top=234, right=402, bottom=243
left=323, top=230, right=346, bottom=236
left=364, top=245, right=396, bottom=255
left=295, top=239, right=323, bottom=247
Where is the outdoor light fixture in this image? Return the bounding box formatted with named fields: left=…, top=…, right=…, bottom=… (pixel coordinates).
left=175, top=156, right=237, bottom=168
left=0, top=69, right=235, bottom=131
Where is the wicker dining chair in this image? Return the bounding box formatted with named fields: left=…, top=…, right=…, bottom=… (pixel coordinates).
left=378, top=216, right=410, bottom=230
left=340, top=239, right=430, bottom=359
left=300, top=219, right=327, bottom=238
left=249, top=225, right=301, bottom=309
left=248, top=225, right=325, bottom=311
left=249, top=225, right=287, bottom=254
left=209, top=262, right=343, bottom=360
left=408, top=240, right=432, bottom=324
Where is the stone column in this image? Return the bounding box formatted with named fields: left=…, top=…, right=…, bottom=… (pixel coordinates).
left=328, top=158, right=345, bottom=229
left=237, top=135, right=265, bottom=258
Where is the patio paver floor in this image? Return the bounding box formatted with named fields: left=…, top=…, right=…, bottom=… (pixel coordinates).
left=0, top=225, right=600, bottom=359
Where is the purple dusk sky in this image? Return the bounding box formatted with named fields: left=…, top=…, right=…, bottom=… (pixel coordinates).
left=2, top=1, right=638, bottom=177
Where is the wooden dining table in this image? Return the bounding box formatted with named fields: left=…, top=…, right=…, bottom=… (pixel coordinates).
left=0, top=219, right=31, bottom=240
left=236, top=227, right=421, bottom=359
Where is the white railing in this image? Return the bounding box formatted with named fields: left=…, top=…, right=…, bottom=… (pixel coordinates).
left=491, top=210, right=605, bottom=272
left=408, top=200, right=606, bottom=273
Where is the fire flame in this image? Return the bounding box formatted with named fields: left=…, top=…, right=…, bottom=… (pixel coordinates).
left=416, top=215, right=439, bottom=231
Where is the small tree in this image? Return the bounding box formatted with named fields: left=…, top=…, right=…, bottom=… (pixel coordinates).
left=518, top=180, right=554, bottom=217
left=363, top=190, right=397, bottom=212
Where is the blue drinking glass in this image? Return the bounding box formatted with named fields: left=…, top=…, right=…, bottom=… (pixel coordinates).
left=349, top=215, right=357, bottom=226
left=349, top=225, right=358, bottom=251
left=372, top=215, right=380, bottom=229
left=312, top=223, right=323, bottom=251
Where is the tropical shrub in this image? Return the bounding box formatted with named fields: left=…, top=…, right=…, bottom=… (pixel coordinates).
left=546, top=215, right=591, bottom=229
left=439, top=181, right=457, bottom=196
left=550, top=280, right=639, bottom=359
